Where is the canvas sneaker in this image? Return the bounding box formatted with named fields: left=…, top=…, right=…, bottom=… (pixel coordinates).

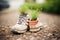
left=11, top=24, right=27, bottom=33
left=11, top=14, right=28, bottom=33
left=30, top=22, right=43, bottom=32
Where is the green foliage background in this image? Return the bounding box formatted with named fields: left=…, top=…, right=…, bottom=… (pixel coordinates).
left=41, top=0, right=60, bottom=13
left=19, top=0, right=60, bottom=14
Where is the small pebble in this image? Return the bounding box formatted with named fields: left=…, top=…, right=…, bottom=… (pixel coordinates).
left=17, top=38, right=22, bottom=40
left=44, top=36, right=46, bottom=37
left=30, top=37, right=35, bottom=40
left=47, top=33, right=52, bottom=36
left=23, top=35, right=26, bottom=38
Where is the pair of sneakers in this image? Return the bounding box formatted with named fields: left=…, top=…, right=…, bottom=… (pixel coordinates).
left=11, top=22, right=43, bottom=33
left=11, top=14, right=43, bottom=33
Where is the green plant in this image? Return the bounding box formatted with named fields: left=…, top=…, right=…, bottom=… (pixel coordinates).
left=27, top=3, right=39, bottom=10
left=19, top=3, right=43, bottom=13
left=31, top=10, right=39, bottom=21
left=23, top=3, right=40, bottom=10
left=19, top=5, right=29, bottom=14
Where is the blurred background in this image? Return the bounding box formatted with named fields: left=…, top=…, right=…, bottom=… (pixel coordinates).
left=0, top=0, right=25, bottom=26
left=0, top=0, right=60, bottom=26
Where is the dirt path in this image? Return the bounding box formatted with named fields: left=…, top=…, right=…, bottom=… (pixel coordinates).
left=39, top=12, right=60, bottom=27
left=0, top=9, right=19, bottom=26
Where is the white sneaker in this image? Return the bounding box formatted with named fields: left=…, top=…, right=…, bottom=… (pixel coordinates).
left=11, top=24, right=27, bottom=33
left=30, top=23, right=43, bottom=32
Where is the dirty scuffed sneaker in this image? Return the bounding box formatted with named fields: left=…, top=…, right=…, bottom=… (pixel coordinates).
left=30, top=23, right=43, bottom=32
left=11, top=14, right=29, bottom=33
left=11, top=24, right=27, bottom=33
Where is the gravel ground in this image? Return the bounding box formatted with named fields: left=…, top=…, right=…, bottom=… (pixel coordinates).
left=0, top=24, right=60, bottom=40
